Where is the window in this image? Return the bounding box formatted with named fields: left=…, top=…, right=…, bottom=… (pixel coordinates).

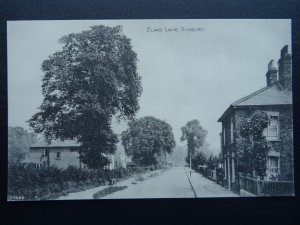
left=231, top=154, right=235, bottom=182
left=42, top=148, right=47, bottom=156
left=56, top=151, right=61, bottom=160
left=263, top=114, right=279, bottom=140
left=268, top=156, right=279, bottom=174
left=223, top=126, right=226, bottom=146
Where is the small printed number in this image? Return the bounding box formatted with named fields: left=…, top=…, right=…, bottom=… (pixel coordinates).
left=10, top=195, right=24, bottom=200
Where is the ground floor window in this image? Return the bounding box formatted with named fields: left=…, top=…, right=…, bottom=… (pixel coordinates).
left=268, top=156, right=279, bottom=173
left=266, top=156, right=280, bottom=180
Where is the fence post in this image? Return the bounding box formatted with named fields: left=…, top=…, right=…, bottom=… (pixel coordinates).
left=238, top=173, right=243, bottom=194
left=256, top=176, right=262, bottom=196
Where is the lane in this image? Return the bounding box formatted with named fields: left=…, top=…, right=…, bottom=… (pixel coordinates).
left=101, top=167, right=195, bottom=199
left=58, top=166, right=238, bottom=200
left=184, top=168, right=239, bottom=197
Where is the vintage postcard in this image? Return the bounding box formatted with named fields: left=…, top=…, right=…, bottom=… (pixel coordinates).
left=7, top=19, right=294, bottom=200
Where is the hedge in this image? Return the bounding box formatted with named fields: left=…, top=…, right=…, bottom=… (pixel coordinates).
left=8, top=164, right=149, bottom=200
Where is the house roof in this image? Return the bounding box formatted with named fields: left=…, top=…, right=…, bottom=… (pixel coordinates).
left=30, top=139, right=80, bottom=148
left=218, top=82, right=292, bottom=122
left=231, top=82, right=292, bottom=106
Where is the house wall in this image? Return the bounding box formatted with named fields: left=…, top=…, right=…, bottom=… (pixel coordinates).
left=221, top=113, right=235, bottom=190
left=276, top=105, right=293, bottom=180
left=221, top=104, right=293, bottom=192
left=29, top=147, right=81, bottom=169
left=29, top=149, right=46, bottom=165
left=234, top=105, right=293, bottom=181
left=114, top=144, right=127, bottom=168
left=104, top=146, right=128, bottom=170
left=105, top=155, right=115, bottom=170
left=49, top=148, right=81, bottom=169
left=30, top=144, right=130, bottom=170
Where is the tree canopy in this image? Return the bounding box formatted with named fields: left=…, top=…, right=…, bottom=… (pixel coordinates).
left=180, top=119, right=207, bottom=159
left=28, top=25, right=142, bottom=169
left=121, top=116, right=176, bottom=166
left=238, top=110, right=271, bottom=177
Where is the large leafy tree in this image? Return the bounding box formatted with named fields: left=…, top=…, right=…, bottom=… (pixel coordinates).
left=8, top=127, right=38, bottom=164
left=121, top=116, right=176, bottom=166
left=238, top=110, right=270, bottom=177
left=28, top=25, right=142, bottom=169
left=180, top=119, right=207, bottom=162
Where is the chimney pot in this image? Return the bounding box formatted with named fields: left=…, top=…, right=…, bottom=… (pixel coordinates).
left=268, top=59, right=277, bottom=70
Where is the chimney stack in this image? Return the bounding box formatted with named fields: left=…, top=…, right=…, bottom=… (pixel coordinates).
left=278, top=45, right=292, bottom=90
left=266, top=59, right=278, bottom=86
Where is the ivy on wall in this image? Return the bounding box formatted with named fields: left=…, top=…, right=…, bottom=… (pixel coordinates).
left=238, top=110, right=271, bottom=178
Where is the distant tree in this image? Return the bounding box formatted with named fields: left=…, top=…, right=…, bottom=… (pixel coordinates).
left=191, top=152, right=207, bottom=170
left=196, top=141, right=214, bottom=158
left=238, top=110, right=271, bottom=177
left=206, top=154, right=219, bottom=170
left=8, top=126, right=38, bottom=163
left=169, top=145, right=186, bottom=166
left=180, top=119, right=207, bottom=162
left=28, top=25, right=142, bottom=169
left=121, top=116, right=176, bottom=166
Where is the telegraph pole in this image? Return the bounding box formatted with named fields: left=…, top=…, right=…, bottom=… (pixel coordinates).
left=189, top=153, right=192, bottom=177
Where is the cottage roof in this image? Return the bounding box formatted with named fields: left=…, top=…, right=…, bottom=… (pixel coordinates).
left=30, top=139, right=80, bottom=148
left=217, top=82, right=292, bottom=122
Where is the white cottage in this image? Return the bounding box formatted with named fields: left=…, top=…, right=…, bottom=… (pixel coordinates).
left=29, top=139, right=127, bottom=170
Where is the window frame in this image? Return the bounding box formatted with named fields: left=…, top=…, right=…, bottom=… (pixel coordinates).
left=267, top=156, right=280, bottom=175
left=230, top=117, right=234, bottom=143
left=263, top=112, right=280, bottom=141
left=223, top=125, right=226, bottom=146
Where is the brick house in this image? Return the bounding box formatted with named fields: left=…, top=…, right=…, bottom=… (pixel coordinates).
left=29, top=138, right=127, bottom=170
left=217, top=45, right=293, bottom=191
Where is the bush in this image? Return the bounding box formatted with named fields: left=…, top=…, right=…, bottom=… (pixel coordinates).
left=135, top=175, right=145, bottom=181
left=150, top=165, right=155, bottom=171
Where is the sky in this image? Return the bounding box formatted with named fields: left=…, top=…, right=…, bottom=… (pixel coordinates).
left=7, top=19, right=291, bottom=153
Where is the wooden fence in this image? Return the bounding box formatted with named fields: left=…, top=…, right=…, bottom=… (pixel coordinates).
left=239, top=175, right=294, bottom=196
left=196, top=166, right=223, bottom=184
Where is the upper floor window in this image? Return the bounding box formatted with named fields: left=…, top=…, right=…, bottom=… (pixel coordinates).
left=263, top=112, right=279, bottom=140
left=223, top=126, right=226, bottom=146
